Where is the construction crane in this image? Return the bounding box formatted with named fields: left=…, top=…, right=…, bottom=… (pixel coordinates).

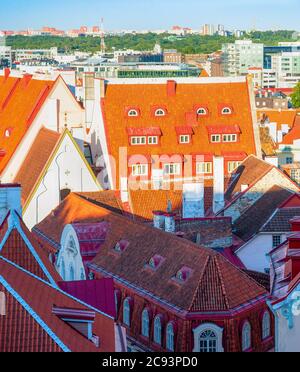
left=100, top=18, right=106, bottom=55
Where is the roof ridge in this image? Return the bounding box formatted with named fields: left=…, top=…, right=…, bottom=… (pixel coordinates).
left=214, top=255, right=231, bottom=310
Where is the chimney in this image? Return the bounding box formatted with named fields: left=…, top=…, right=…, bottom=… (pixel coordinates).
left=4, top=68, right=10, bottom=79
left=99, top=78, right=106, bottom=99
left=167, top=80, right=176, bottom=97
left=0, top=184, right=22, bottom=225
left=213, top=156, right=225, bottom=214
left=153, top=211, right=165, bottom=230
left=0, top=292, right=5, bottom=316
left=182, top=182, right=205, bottom=218
left=164, top=212, right=176, bottom=233
left=22, top=74, right=33, bottom=87
left=120, top=177, right=128, bottom=203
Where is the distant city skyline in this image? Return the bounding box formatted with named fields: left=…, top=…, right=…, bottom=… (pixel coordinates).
left=0, top=0, right=299, bottom=31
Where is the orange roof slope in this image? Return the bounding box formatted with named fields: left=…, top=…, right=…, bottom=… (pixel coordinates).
left=102, top=79, right=257, bottom=181
left=258, top=109, right=298, bottom=130
left=0, top=75, right=55, bottom=174
left=281, top=115, right=300, bottom=145
left=14, top=128, right=60, bottom=204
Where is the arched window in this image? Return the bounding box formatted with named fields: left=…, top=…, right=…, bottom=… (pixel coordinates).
left=80, top=268, right=85, bottom=280
left=166, top=323, right=175, bottom=351
left=123, top=298, right=131, bottom=327
left=154, top=316, right=162, bottom=345
left=222, top=107, right=232, bottom=115
left=197, top=108, right=207, bottom=116
left=141, top=309, right=150, bottom=338
left=69, top=264, right=75, bottom=281
left=262, top=311, right=271, bottom=340
left=199, top=329, right=218, bottom=353
left=155, top=109, right=166, bottom=117
left=60, top=258, right=66, bottom=281
left=128, top=109, right=139, bottom=117
left=114, top=291, right=119, bottom=317
left=242, top=321, right=252, bottom=351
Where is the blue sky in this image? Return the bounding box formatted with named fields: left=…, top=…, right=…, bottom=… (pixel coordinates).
left=0, top=0, right=298, bottom=31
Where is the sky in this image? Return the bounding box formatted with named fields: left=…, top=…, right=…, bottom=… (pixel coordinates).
left=0, top=0, right=299, bottom=31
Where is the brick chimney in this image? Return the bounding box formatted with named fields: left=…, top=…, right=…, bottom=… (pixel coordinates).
left=213, top=156, right=225, bottom=214
left=0, top=184, right=22, bottom=225
left=164, top=212, right=176, bottom=233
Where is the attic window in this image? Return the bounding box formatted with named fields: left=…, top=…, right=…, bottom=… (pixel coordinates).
left=197, top=108, right=208, bottom=116
left=221, top=107, right=232, bottom=115
left=114, top=240, right=129, bottom=253
left=175, top=267, right=193, bottom=283
left=155, top=109, right=166, bottom=117
left=128, top=109, right=139, bottom=117
left=4, top=128, right=12, bottom=138
left=147, top=255, right=165, bottom=271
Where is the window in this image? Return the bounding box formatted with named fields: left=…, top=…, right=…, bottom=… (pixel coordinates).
left=175, top=267, right=192, bottom=283
left=291, top=169, right=300, bottom=184
left=196, top=162, right=212, bottom=174
left=166, top=323, right=175, bottom=351
left=262, top=311, right=271, bottom=340
left=131, top=136, right=146, bottom=145
left=132, top=164, right=148, bottom=176
left=84, top=143, right=93, bottom=165
left=155, top=109, right=166, bottom=117
left=141, top=309, right=150, bottom=338
left=148, top=136, right=158, bottom=145
left=211, top=135, right=221, bottom=143
left=179, top=135, right=190, bottom=144
left=242, top=321, right=252, bottom=351
left=228, top=161, right=241, bottom=173
left=60, top=258, right=66, bottom=281
left=69, top=264, right=75, bottom=281
left=286, top=157, right=293, bottom=164
left=199, top=330, right=218, bottom=353
left=163, top=163, right=181, bottom=176
left=222, top=134, right=237, bottom=142
left=154, top=316, right=162, bottom=345
left=128, top=109, right=139, bottom=117
left=114, top=291, right=119, bottom=317
left=123, top=298, right=131, bottom=327
left=272, top=235, right=281, bottom=248
left=222, top=107, right=232, bottom=115
left=197, top=108, right=208, bottom=116
left=0, top=292, right=5, bottom=316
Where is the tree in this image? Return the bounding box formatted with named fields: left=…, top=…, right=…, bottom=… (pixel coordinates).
left=291, top=82, right=300, bottom=108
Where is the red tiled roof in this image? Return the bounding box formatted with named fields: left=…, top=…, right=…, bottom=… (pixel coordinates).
left=34, top=193, right=267, bottom=313
left=0, top=75, right=56, bottom=175
left=281, top=116, right=300, bottom=145
left=14, top=127, right=61, bottom=204
left=0, top=258, right=115, bottom=352
left=257, top=109, right=298, bottom=131
left=102, top=79, right=258, bottom=186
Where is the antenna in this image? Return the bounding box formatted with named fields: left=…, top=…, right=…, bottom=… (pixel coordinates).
left=100, top=17, right=106, bottom=55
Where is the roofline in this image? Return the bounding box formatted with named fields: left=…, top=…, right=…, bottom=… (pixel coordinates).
left=23, top=129, right=102, bottom=213
left=0, top=255, right=115, bottom=321
left=0, top=269, right=70, bottom=352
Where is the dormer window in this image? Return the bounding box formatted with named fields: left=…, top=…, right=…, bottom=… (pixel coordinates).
left=114, top=240, right=129, bottom=253
left=155, top=109, right=166, bottom=117
left=4, top=128, right=13, bottom=138
left=175, top=267, right=193, bottom=283
left=128, top=109, right=139, bottom=117
left=221, top=107, right=232, bottom=115
left=179, top=135, right=190, bottom=144
left=147, top=255, right=165, bottom=271
left=197, top=108, right=208, bottom=116
left=131, top=136, right=146, bottom=145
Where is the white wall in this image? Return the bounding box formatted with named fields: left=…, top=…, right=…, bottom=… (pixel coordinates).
left=23, top=133, right=100, bottom=229
left=236, top=233, right=287, bottom=273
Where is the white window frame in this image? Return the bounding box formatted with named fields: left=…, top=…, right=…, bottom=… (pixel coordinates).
left=179, top=135, right=190, bottom=144
left=196, top=162, right=212, bottom=175
left=131, top=136, right=147, bottom=145
left=163, top=163, right=181, bottom=176
left=222, top=107, right=232, bottom=115
left=222, top=134, right=237, bottom=143
left=262, top=311, right=271, bottom=340
left=148, top=136, right=159, bottom=145
left=131, top=164, right=148, bottom=177
left=242, top=321, right=252, bottom=351
left=128, top=109, right=139, bottom=117
left=228, top=161, right=241, bottom=173
left=193, top=323, right=224, bottom=352
left=197, top=108, right=207, bottom=116
left=211, top=134, right=221, bottom=143
left=141, top=309, right=150, bottom=338
left=155, top=109, right=166, bottom=117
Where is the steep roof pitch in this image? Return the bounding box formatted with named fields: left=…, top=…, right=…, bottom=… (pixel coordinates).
left=102, top=78, right=258, bottom=184
left=261, top=207, right=300, bottom=233
left=257, top=109, right=298, bottom=130
left=14, top=127, right=61, bottom=204
left=76, top=191, right=125, bottom=216
left=34, top=193, right=267, bottom=313
left=233, top=185, right=294, bottom=241
left=225, top=155, right=273, bottom=201
left=0, top=257, right=115, bottom=352
left=0, top=75, right=56, bottom=174
left=281, top=115, right=300, bottom=145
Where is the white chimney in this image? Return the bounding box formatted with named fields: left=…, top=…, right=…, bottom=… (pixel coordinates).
left=120, top=177, right=128, bottom=203
left=213, top=156, right=225, bottom=214
left=0, top=184, right=22, bottom=225
left=153, top=211, right=165, bottom=229
left=182, top=182, right=205, bottom=218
